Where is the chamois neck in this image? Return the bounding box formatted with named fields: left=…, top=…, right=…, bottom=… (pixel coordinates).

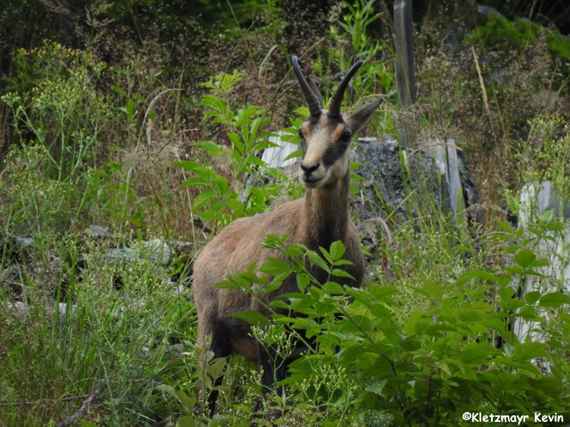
left=303, top=173, right=350, bottom=250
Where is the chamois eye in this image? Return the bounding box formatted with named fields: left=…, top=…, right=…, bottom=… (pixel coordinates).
left=298, top=129, right=307, bottom=150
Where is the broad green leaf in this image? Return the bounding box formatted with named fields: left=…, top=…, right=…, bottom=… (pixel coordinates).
left=330, top=240, right=346, bottom=261
left=515, top=249, right=536, bottom=268
left=318, top=247, right=334, bottom=265
left=461, top=343, right=493, bottom=364
left=331, top=268, right=354, bottom=280
left=296, top=272, right=310, bottom=291
left=458, top=269, right=498, bottom=284
left=263, top=272, right=289, bottom=293
left=285, top=149, right=304, bottom=161
left=322, top=281, right=345, bottom=295
left=514, top=341, right=546, bottom=361
left=260, top=257, right=291, bottom=275
left=230, top=310, right=269, bottom=325
left=196, top=140, right=225, bottom=157
left=525, top=291, right=541, bottom=304
left=307, top=250, right=330, bottom=273
left=539, top=292, right=570, bottom=308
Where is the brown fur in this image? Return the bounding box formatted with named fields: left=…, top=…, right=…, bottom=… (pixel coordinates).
left=192, top=57, right=382, bottom=413
left=193, top=178, right=364, bottom=361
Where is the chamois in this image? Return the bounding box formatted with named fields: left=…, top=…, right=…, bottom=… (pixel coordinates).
left=192, top=55, right=382, bottom=412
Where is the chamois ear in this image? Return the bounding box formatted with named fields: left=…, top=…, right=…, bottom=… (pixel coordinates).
left=345, top=96, right=383, bottom=134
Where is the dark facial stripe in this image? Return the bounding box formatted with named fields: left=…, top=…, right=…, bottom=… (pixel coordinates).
left=322, top=136, right=350, bottom=166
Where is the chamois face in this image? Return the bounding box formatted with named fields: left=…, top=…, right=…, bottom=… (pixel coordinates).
left=298, top=113, right=352, bottom=189
left=291, top=55, right=383, bottom=190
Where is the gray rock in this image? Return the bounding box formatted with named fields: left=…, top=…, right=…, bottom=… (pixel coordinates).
left=478, top=4, right=503, bottom=18
left=514, top=181, right=570, bottom=354
left=57, top=303, right=77, bottom=317
left=14, top=236, right=33, bottom=249
left=105, top=239, right=173, bottom=266
left=137, top=239, right=172, bottom=266
left=169, top=240, right=193, bottom=256
left=351, top=136, right=443, bottom=221
left=7, top=301, right=29, bottom=320
left=105, top=247, right=139, bottom=264
left=261, top=131, right=298, bottom=171
left=85, top=224, right=112, bottom=239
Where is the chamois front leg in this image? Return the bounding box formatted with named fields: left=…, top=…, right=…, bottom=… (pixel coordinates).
left=197, top=307, right=232, bottom=416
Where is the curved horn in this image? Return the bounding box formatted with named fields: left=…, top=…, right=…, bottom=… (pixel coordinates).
left=291, top=55, right=322, bottom=117
left=328, top=60, right=363, bottom=118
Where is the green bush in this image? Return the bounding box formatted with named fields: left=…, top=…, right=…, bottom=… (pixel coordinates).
left=179, top=72, right=301, bottom=231
left=467, top=14, right=570, bottom=61
left=2, top=41, right=110, bottom=181
left=192, top=215, right=570, bottom=425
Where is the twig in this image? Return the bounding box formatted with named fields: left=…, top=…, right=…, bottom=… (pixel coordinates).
left=365, top=216, right=393, bottom=245
left=136, top=88, right=182, bottom=150
left=471, top=46, right=492, bottom=120
left=258, top=45, right=278, bottom=80
left=56, top=390, right=98, bottom=427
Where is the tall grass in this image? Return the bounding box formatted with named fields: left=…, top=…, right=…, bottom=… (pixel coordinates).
left=0, top=240, right=197, bottom=426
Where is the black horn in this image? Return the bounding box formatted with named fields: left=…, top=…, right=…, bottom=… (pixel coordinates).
left=291, top=55, right=322, bottom=118
left=328, top=60, right=363, bottom=118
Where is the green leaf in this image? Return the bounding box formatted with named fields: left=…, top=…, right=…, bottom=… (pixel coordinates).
left=525, top=291, right=541, bottom=304
left=365, top=380, right=387, bottom=396
left=207, top=357, right=227, bottom=382
left=322, top=281, right=345, bottom=295
left=307, top=250, right=330, bottom=273
left=515, top=249, right=536, bottom=268
left=331, top=268, right=355, bottom=280
left=176, top=415, right=197, bottom=427
left=539, top=292, right=570, bottom=308
left=230, top=310, right=269, bottom=325
left=156, top=384, right=196, bottom=411
left=263, top=272, right=289, bottom=293
left=499, top=286, right=515, bottom=308
left=216, top=270, right=257, bottom=290
left=296, top=272, right=311, bottom=291
left=260, top=257, right=291, bottom=275
left=263, top=234, right=288, bottom=249
left=461, top=343, right=493, bottom=364
left=458, top=269, right=498, bottom=284
left=330, top=240, right=346, bottom=261
left=514, top=341, right=546, bottom=361
left=285, top=243, right=305, bottom=258
left=285, top=149, right=304, bottom=161
left=196, top=140, right=225, bottom=157
left=318, top=247, right=334, bottom=265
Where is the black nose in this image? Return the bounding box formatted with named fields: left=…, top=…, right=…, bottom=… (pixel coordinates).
left=301, top=163, right=319, bottom=175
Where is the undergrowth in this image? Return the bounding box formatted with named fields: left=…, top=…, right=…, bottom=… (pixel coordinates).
left=0, top=2, right=570, bottom=427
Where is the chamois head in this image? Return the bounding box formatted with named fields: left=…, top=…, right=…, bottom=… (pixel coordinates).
left=292, top=55, right=382, bottom=189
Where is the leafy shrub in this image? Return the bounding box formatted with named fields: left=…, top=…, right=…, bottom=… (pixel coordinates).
left=192, top=215, right=570, bottom=425
left=316, top=0, right=395, bottom=136
left=179, top=72, right=297, bottom=231
left=467, top=14, right=570, bottom=61
left=2, top=41, right=110, bottom=180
